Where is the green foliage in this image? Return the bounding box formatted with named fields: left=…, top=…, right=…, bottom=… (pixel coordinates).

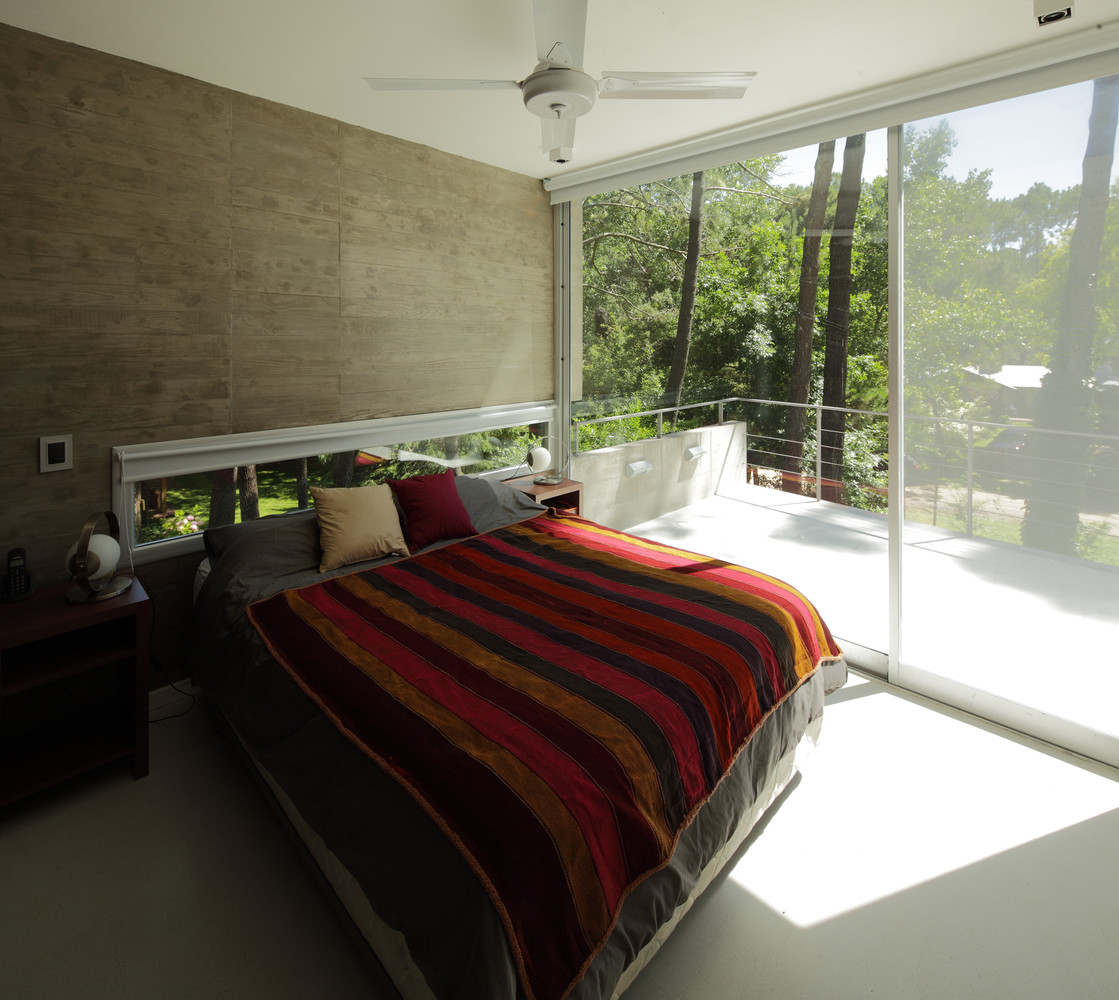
left=579, top=110, right=1117, bottom=554
left=582, top=162, right=808, bottom=413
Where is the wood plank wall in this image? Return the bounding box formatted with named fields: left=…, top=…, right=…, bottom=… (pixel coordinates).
left=0, top=23, right=554, bottom=595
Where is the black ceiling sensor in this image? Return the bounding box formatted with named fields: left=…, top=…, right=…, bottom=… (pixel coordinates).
left=1035, top=2, right=1073, bottom=25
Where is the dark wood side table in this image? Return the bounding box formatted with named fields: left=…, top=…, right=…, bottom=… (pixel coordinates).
left=0, top=577, right=150, bottom=806
left=508, top=476, right=584, bottom=516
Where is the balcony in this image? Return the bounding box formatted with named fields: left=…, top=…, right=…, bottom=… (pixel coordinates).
left=569, top=398, right=1119, bottom=757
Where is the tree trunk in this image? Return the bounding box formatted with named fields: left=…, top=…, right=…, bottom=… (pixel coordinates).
left=820, top=134, right=866, bottom=504
left=209, top=468, right=237, bottom=528
left=663, top=170, right=705, bottom=421
left=296, top=457, right=309, bottom=510
left=1022, top=76, right=1119, bottom=555
left=332, top=451, right=357, bottom=488
left=237, top=464, right=260, bottom=521
left=784, top=140, right=835, bottom=494
left=444, top=435, right=460, bottom=470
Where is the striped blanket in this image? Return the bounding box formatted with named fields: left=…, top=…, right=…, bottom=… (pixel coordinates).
left=249, top=512, right=841, bottom=1000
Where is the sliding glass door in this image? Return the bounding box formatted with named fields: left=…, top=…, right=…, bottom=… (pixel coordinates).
left=565, top=70, right=1119, bottom=766
left=898, top=78, right=1119, bottom=763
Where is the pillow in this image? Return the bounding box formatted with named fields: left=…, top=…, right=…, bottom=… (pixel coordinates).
left=203, top=508, right=317, bottom=565
left=454, top=474, right=546, bottom=534
left=388, top=469, right=477, bottom=551
left=311, top=484, right=409, bottom=572
left=197, top=513, right=323, bottom=607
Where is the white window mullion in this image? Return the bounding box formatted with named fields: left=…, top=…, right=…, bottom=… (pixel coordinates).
left=887, top=123, right=905, bottom=687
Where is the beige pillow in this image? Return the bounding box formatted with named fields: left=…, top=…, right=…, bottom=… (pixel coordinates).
left=311, top=484, right=409, bottom=572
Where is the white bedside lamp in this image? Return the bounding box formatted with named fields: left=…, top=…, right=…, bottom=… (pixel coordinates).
left=66, top=511, right=133, bottom=603
left=527, top=436, right=569, bottom=486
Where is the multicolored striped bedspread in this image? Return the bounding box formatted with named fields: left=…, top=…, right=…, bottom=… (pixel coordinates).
left=248, top=512, right=842, bottom=1000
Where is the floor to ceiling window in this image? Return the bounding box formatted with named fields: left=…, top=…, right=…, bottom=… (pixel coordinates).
left=567, top=71, right=1119, bottom=766
left=899, top=77, right=1119, bottom=761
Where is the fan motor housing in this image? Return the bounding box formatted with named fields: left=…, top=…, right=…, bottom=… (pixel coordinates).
left=522, top=67, right=597, bottom=119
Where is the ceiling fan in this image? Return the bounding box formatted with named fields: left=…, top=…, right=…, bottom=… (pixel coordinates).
left=364, top=0, right=755, bottom=164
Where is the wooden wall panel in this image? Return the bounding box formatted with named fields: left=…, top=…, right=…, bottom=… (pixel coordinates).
left=0, top=21, right=554, bottom=613
left=338, top=123, right=553, bottom=420
left=0, top=24, right=234, bottom=599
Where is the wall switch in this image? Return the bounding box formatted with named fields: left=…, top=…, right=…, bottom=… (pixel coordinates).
left=40, top=434, right=73, bottom=472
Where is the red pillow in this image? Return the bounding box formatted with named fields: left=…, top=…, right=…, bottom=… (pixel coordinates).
left=388, top=469, right=477, bottom=552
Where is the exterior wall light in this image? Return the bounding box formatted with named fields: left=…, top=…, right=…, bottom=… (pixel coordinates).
left=1035, top=1, right=1072, bottom=25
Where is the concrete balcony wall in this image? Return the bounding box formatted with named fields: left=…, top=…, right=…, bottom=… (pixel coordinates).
left=570, top=422, right=744, bottom=529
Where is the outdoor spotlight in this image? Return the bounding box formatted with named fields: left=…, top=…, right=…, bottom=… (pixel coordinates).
left=1034, top=1, right=1072, bottom=25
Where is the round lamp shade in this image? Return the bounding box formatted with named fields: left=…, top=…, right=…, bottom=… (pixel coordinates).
left=66, top=531, right=120, bottom=583
left=528, top=446, right=552, bottom=473
left=66, top=510, right=133, bottom=603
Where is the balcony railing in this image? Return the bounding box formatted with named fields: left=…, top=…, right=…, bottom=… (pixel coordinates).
left=572, top=397, right=1119, bottom=566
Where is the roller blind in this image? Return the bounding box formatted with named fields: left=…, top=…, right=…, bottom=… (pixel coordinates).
left=544, top=21, right=1119, bottom=204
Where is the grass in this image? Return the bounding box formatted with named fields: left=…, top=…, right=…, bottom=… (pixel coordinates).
left=903, top=503, right=1119, bottom=567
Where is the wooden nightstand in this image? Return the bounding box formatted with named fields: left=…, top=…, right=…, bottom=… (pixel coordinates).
left=0, top=578, right=150, bottom=806
left=508, top=476, right=584, bottom=516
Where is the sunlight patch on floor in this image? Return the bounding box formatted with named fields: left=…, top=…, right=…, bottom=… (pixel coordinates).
left=727, top=675, right=1119, bottom=928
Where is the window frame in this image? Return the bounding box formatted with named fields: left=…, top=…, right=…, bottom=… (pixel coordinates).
left=112, top=400, right=558, bottom=565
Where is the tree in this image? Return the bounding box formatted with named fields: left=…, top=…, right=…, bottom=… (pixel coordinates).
left=579, top=152, right=888, bottom=494
left=209, top=468, right=236, bottom=528
left=1022, top=75, right=1119, bottom=554
left=332, top=451, right=358, bottom=487
left=664, top=171, right=705, bottom=416
left=581, top=161, right=792, bottom=415
left=820, top=134, right=866, bottom=503
left=783, top=140, right=835, bottom=493
left=238, top=465, right=260, bottom=521
left=296, top=457, right=309, bottom=510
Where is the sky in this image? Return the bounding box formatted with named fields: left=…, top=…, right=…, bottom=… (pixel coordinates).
left=774, top=79, right=1119, bottom=201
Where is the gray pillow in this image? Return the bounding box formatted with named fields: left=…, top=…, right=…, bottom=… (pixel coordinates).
left=454, top=475, right=546, bottom=534
left=203, top=508, right=318, bottom=564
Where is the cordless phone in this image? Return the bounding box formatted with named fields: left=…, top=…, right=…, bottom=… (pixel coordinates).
left=3, top=547, right=32, bottom=602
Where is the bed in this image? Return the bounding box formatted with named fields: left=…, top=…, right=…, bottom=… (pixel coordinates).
left=191, top=471, right=845, bottom=1000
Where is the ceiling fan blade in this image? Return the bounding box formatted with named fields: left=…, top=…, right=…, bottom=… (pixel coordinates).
left=541, top=116, right=577, bottom=165
left=532, top=0, right=587, bottom=68
left=598, top=71, right=756, bottom=100
left=364, top=78, right=521, bottom=92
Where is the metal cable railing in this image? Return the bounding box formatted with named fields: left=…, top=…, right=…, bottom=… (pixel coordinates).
left=572, top=397, right=1119, bottom=561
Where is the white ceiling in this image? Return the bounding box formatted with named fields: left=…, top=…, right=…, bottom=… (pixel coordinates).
left=0, top=1, right=1115, bottom=180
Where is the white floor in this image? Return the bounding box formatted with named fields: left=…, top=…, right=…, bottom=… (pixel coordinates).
left=2, top=678, right=1118, bottom=999
left=622, top=675, right=1119, bottom=1000
left=627, top=486, right=1119, bottom=746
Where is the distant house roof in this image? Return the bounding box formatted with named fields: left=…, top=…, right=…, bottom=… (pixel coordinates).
left=963, top=365, right=1048, bottom=390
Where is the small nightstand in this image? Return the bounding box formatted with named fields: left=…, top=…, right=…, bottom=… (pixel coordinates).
left=508, top=476, right=584, bottom=516
left=0, top=578, right=150, bottom=806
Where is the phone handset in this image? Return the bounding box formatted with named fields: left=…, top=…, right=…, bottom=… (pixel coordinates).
left=3, top=547, right=33, bottom=602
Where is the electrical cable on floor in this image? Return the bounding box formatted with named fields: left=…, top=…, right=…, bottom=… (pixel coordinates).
left=148, top=659, right=196, bottom=722
left=134, top=570, right=198, bottom=723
